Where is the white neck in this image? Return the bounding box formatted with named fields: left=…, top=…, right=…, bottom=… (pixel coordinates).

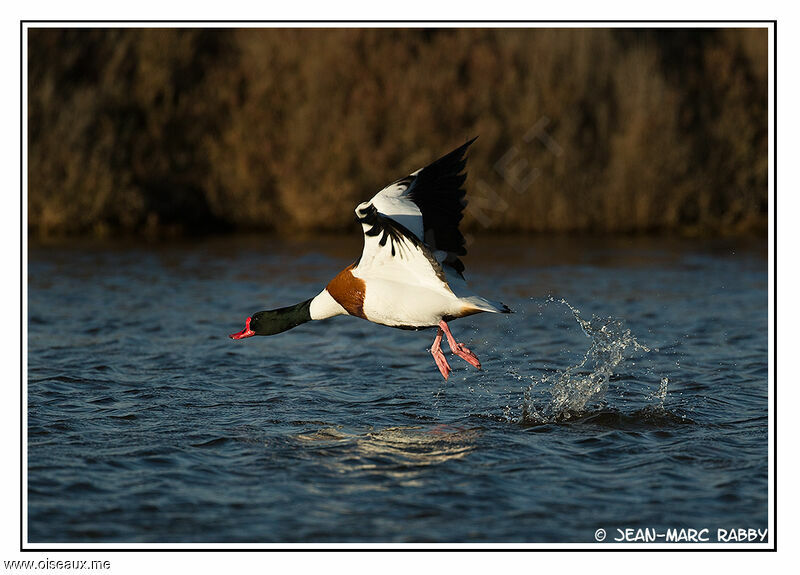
left=309, top=289, right=347, bottom=320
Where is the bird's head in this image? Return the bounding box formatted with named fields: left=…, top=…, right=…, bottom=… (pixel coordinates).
left=229, top=300, right=314, bottom=339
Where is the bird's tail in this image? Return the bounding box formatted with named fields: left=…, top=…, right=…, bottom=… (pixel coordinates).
left=460, top=296, right=512, bottom=314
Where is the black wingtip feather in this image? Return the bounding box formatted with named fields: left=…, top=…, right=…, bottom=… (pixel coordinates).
left=407, top=137, right=478, bottom=260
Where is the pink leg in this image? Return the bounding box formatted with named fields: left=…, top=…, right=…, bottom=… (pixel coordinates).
left=439, top=320, right=482, bottom=370
left=430, top=328, right=451, bottom=380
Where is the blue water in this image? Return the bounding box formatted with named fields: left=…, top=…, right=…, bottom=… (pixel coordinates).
left=27, top=235, right=769, bottom=543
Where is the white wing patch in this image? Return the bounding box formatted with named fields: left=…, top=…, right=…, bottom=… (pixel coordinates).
left=370, top=195, right=423, bottom=240
left=355, top=176, right=424, bottom=242
left=353, top=203, right=451, bottom=294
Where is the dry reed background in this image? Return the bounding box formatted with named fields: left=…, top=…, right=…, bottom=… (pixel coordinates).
left=27, top=28, right=768, bottom=239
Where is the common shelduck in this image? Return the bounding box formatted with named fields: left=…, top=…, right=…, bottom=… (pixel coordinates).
left=230, top=138, right=511, bottom=379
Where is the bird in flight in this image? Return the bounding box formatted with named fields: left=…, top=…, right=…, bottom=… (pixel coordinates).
left=230, top=138, right=511, bottom=379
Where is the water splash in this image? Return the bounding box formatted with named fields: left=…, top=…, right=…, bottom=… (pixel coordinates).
left=646, top=376, right=670, bottom=407
left=519, top=297, right=653, bottom=423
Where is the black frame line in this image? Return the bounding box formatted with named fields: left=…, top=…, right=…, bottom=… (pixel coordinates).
left=20, top=19, right=778, bottom=553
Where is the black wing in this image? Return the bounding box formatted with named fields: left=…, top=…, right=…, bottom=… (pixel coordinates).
left=407, top=137, right=476, bottom=259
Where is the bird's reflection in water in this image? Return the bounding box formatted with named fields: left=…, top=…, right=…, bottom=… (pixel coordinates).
left=295, top=425, right=479, bottom=489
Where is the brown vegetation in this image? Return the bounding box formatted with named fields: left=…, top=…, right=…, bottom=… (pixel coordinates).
left=27, top=28, right=768, bottom=239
